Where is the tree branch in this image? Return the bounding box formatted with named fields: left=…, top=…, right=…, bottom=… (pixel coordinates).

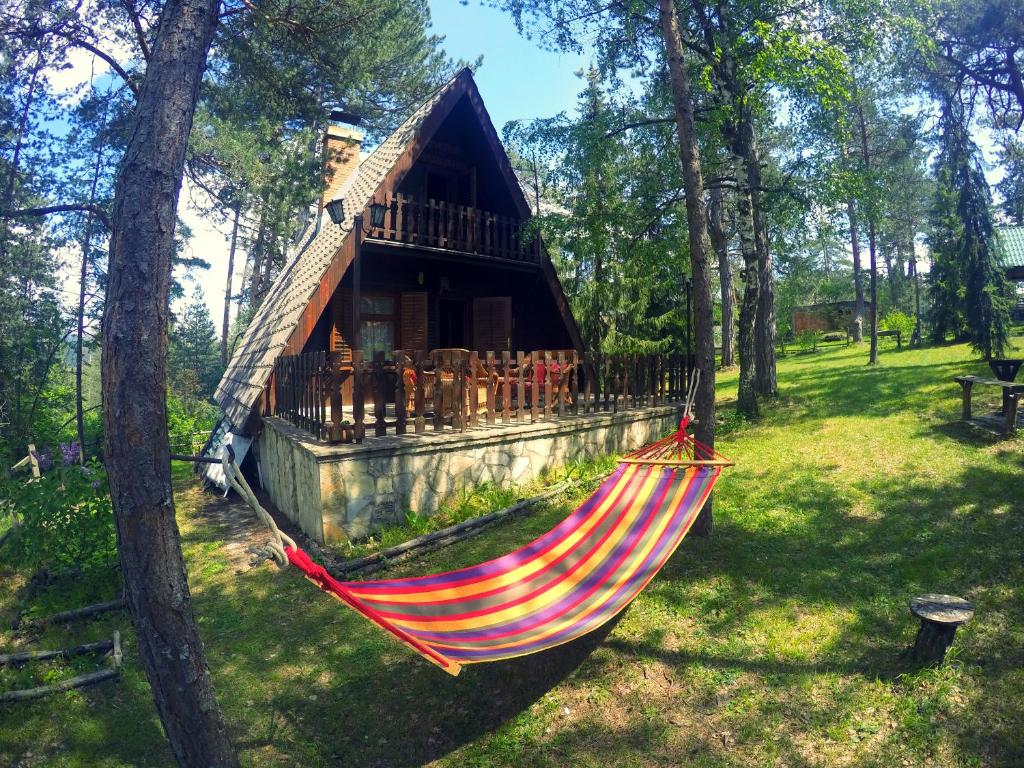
left=2, top=204, right=113, bottom=231
left=71, top=39, right=140, bottom=98
left=120, top=0, right=153, bottom=61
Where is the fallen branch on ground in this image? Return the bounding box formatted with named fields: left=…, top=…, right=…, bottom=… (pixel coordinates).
left=15, top=598, right=127, bottom=630
left=0, top=631, right=122, bottom=704
left=0, top=638, right=114, bottom=666
left=329, top=479, right=581, bottom=579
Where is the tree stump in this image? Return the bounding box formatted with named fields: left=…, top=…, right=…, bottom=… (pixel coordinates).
left=910, top=594, right=974, bottom=665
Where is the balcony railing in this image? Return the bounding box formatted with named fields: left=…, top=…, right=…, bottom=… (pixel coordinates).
left=269, top=348, right=692, bottom=444
left=366, top=193, right=540, bottom=263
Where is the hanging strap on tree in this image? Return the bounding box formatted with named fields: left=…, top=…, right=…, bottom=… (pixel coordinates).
left=676, top=367, right=701, bottom=439
left=220, top=446, right=296, bottom=567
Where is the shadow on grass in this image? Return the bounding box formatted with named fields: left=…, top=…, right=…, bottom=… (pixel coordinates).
left=185, top=564, right=624, bottom=767
left=167, top=437, right=1023, bottom=766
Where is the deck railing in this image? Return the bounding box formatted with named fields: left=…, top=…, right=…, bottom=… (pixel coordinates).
left=366, top=193, right=540, bottom=263
left=270, top=349, right=692, bottom=444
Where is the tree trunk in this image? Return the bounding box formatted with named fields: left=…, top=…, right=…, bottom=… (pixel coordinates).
left=659, top=0, right=715, bottom=536
left=867, top=217, right=879, bottom=364
left=708, top=185, right=734, bottom=368
left=847, top=198, right=865, bottom=341
left=101, top=0, right=238, bottom=763
left=76, top=147, right=105, bottom=460
left=854, top=102, right=879, bottom=365
left=0, top=56, right=42, bottom=266
left=737, top=111, right=776, bottom=398
left=221, top=204, right=240, bottom=366
left=732, top=155, right=759, bottom=417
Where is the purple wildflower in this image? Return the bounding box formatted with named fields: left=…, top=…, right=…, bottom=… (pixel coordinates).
left=91, top=479, right=101, bottom=491
left=60, top=441, right=80, bottom=466
left=36, top=446, right=53, bottom=473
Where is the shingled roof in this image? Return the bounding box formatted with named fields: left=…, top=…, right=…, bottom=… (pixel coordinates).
left=998, top=225, right=1024, bottom=270
left=214, top=68, right=563, bottom=431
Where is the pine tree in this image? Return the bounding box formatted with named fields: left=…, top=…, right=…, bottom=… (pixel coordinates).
left=928, top=100, right=1011, bottom=358
left=170, top=287, right=223, bottom=402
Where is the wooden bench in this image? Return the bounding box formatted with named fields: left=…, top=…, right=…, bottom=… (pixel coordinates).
left=954, top=375, right=1024, bottom=437
left=877, top=329, right=901, bottom=348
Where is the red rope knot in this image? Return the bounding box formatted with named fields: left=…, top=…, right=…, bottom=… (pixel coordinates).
left=675, top=416, right=691, bottom=444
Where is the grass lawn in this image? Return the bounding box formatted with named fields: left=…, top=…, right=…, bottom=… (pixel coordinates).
left=1, top=339, right=1022, bottom=767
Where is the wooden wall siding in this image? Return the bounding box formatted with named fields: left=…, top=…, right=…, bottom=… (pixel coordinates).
left=271, top=348, right=691, bottom=444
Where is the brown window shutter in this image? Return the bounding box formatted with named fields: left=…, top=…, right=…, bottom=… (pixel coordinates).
left=473, top=297, right=511, bottom=352
left=400, top=291, right=429, bottom=351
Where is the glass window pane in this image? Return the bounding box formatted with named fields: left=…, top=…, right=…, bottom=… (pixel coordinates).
left=361, top=320, right=395, bottom=358
left=361, top=295, right=394, bottom=315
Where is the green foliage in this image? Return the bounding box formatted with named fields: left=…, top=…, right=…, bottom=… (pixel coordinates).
left=3, top=459, right=116, bottom=572
left=169, top=286, right=223, bottom=402
left=796, top=329, right=821, bottom=352
left=927, top=102, right=1011, bottom=358
left=167, top=390, right=220, bottom=455
left=505, top=69, right=689, bottom=355
left=996, top=134, right=1024, bottom=224
left=879, top=309, right=915, bottom=340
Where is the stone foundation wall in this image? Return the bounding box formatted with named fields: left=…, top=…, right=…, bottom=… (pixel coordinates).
left=257, top=405, right=683, bottom=545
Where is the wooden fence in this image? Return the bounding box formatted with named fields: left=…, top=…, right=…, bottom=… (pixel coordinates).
left=271, top=349, right=691, bottom=444
left=366, top=192, right=540, bottom=263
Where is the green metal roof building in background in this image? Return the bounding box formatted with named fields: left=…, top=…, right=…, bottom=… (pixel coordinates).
left=999, top=225, right=1024, bottom=281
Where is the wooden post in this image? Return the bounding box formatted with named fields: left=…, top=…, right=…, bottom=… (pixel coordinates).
left=583, top=355, right=593, bottom=415
left=432, top=351, right=444, bottom=432
left=394, top=351, right=407, bottom=436
left=27, top=443, right=40, bottom=478
left=372, top=351, right=386, bottom=437
left=543, top=350, right=553, bottom=420
left=353, top=213, right=363, bottom=353
left=516, top=351, right=526, bottom=422
left=454, top=353, right=466, bottom=432
left=468, top=351, right=479, bottom=428
left=352, top=350, right=365, bottom=442
left=414, top=350, right=426, bottom=434
left=501, top=351, right=512, bottom=424
left=485, top=351, right=496, bottom=426
left=570, top=351, right=579, bottom=416
left=556, top=350, right=566, bottom=418
left=330, top=353, right=343, bottom=442
left=1006, top=391, right=1019, bottom=437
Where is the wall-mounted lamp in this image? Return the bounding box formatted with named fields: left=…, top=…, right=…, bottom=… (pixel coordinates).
left=325, top=198, right=345, bottom=226
left=324, top=199, right=388, bottom=231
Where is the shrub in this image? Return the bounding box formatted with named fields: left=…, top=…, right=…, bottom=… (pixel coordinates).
left=879, top=310, right=916, bottom=341
left=2, top=456, right=116, bottom=573
left=167, top=390, right=220, bottom=455
left=796, top=330, right=822, bottom=352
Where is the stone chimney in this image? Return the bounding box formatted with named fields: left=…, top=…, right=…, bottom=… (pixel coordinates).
left=320, top=123, right=364, bottom=213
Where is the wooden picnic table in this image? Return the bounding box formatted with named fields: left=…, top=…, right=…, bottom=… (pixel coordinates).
left=954, top=374, right=1024, bottom=437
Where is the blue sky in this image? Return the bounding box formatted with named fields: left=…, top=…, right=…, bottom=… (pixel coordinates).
left=427, top=1, right=590, bottom=132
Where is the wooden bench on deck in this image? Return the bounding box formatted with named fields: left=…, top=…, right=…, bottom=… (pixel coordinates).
left=954, top=375, right=1024, bottom=437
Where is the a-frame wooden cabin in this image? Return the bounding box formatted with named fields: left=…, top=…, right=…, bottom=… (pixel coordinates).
left=216, top=68, right=584, bottom=437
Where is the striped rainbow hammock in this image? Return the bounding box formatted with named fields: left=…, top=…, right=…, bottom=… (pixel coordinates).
left=285, top=421, right=730, bottom=676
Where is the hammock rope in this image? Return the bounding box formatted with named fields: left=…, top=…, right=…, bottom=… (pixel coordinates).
left=224, top=369, right=730, bottom=675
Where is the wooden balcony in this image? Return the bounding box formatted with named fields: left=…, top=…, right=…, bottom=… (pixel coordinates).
left=269, top=349, right=692, bottom=444
left=366, top=193, right=540, bottom=264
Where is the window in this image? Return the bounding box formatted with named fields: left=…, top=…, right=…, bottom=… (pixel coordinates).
left=360, top=294, right=396, bottom=358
